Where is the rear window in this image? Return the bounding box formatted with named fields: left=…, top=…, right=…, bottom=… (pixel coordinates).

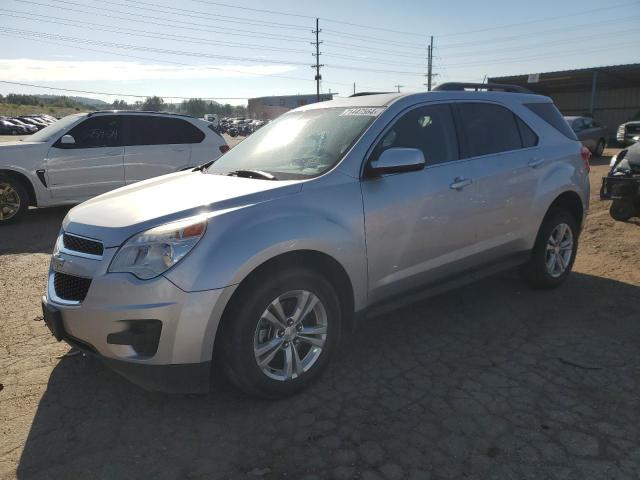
left=525, top=103, right=577, bottom=140
left=455, top=103, right=522, bottom=158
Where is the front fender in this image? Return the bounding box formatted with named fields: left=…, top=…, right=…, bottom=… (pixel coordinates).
left=164, top=179, right=368, bottom=310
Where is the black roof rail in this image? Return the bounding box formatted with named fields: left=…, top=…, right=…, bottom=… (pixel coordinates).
left=87, top=110, right=198, bottom=118
left=349, top=92, right=393, bottom=97
left=433, top=82, right=532, bottom=93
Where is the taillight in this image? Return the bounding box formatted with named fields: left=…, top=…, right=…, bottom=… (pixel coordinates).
left=219, top=145, right=230, bottom=154
left=580, top=146, right=591, bottom=172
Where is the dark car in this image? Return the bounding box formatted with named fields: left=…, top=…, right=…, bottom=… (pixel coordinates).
left=0, top=119, right=30, bottom=135
left=7, top=118, right=37, bottom=133
left=17, top=116, right=48, bottom=130
left=601, top=141, right=640, bottom=221
left=565, top=116, right=607, bottom=156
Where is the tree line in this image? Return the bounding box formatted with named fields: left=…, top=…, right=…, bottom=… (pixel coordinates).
left=113, top=96, right=247, bottom=117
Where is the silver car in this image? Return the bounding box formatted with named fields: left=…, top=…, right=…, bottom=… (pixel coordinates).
left=42, top=85, right=590, bottom=397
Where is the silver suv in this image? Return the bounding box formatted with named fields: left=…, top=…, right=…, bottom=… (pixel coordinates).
left=42, top=84, right=590, bottom=397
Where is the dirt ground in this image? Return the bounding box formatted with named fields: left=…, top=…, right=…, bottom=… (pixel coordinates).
left=1, top=147, right=639, bottom=480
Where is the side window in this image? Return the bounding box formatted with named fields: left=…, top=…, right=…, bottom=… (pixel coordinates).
left=455, top=103, right=521, bottom=158
left=582, top=118, right=594, bottom=129
left=125, top=117, right=205, bottom=145
left=375, top=104, right=459, bottom=166
left=64, top=116, right=121, bottom=148
left=516, top=116, right=539, bottom=148
left=571, top=119, right=584, bottom=132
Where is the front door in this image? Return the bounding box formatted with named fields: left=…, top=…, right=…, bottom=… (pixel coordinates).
left=46, top=115, right=124, bottom=199
left=361, top=103, right=482, bottom=304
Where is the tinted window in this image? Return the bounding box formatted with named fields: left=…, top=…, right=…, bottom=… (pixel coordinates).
left=455, top=103, right=521, bottom=157
left=374, top=104, right=458, bottom=166
left=516, top=116, right=538, bottom=148
left=525, top=103, right=577, bottom=140
left=64, top=116, right=121, bottom=148
left=125, top=116, right=205, bottom=146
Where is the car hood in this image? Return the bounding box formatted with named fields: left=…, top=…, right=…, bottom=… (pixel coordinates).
left=0, top=140, right=45, bottom=149
left=63, top=171, right=303, bottom=247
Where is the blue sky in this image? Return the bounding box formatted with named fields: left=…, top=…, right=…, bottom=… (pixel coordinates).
left=1, top=0, right=638, bottom=105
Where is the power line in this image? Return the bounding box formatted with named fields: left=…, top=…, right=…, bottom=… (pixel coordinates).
left=0, top=80, right=251, bottom=99
left=12, top=0, right=311, bottom=43
left=438, top=14, right=640, bottom=49
left=189, top=0, right=428, bottom=37
left=1, top=10, right=428, bottom=69
left=435, top=0, right=639, bottom=37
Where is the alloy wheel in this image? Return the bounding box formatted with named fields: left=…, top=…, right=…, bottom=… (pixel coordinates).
left=0, top=183, right=21, bottom=221
left=253, top=290, right=328, bottom=381
left=545, top=222, right=573, bottom=278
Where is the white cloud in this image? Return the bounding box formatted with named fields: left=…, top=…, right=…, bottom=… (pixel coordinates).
left=0, top=59, right=297, bottom=81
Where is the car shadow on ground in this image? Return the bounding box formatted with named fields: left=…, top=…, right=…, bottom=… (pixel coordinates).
left=16, top=272, right=640, bottom=479
left=0, top=207, right=70, bottom=255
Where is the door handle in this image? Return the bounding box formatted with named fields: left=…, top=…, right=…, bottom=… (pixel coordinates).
left=528, top=158, right=544, bottom=168
left=450, top=177, right=472, bottom=190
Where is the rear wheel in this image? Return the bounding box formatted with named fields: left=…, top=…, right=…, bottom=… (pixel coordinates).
left=218, top=267, right=341, bottom=398
left=610, top=200, right=634, bottom=222
left=0, top=176, right=28, bottom=225
left=594, top=139, right=605, bottom=157
left=520, top=208, right=579, bottom=289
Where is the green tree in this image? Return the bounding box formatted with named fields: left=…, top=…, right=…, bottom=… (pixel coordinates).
left=141, top=96, right=165, bottom=111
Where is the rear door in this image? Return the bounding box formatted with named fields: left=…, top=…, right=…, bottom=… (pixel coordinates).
left=46, top=115, right=124, bottom=199
left=123, top=116, right=201, bottom=184
left=361, top=103, right=483, bottom=304
left=453, top=102, right=540, bottom=260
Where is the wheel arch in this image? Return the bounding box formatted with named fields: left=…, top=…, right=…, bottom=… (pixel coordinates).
left=546, top=190, right=585, bottom=230
left=0, top=168, right=37, bottom=206
left=211, top=249, right=356, bottom=360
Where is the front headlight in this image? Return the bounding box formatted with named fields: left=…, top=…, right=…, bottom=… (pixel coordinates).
left=109, top=216, right=207, bottom=279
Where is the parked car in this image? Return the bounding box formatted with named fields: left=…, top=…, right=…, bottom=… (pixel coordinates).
left=16, top=117, right=47, bottom=130
left=41, top=84, right=589, bottom=397
left=0, top=119, right=30, bottom=135
left=601, top=141, right=640, bottom=221
left=617, top=120, right=640, bottom=146
left=0, top=111, right=228, bottom=223
left=564, top=116, right=607, bottom=156
left=6, top=118, right=38, bottom=134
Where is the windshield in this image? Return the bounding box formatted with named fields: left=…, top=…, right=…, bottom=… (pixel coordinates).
left=28, top=113, right=86, bottom=142
left=207, top=107, right=381, bottom=179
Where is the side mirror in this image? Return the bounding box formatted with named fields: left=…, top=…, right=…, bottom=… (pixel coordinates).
left=368, top=148, right=426, bottom=176
left=60, top=134, right=75, bottom=145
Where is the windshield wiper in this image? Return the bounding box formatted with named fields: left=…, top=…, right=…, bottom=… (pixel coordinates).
left=226, top=169, right=278, bottom=180
left=192, top=160, right=215, bottom=172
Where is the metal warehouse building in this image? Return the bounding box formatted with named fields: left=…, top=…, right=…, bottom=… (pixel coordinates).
left=490, top=63, right=640, bottom=141
left=247, top=93, right=335, bottom=120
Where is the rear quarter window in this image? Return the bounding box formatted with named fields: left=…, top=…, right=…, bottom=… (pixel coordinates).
left=525, top=103, right=577, bottom=140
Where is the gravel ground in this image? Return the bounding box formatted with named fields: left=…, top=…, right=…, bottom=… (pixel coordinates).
left=1, top=147, right=639, bottom=480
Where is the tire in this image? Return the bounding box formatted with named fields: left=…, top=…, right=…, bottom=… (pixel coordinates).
left=217, top=267, right=341, bottom=398
left=520, top=208, right=579, bottom=289
left=594, top=139, right=605, bottom=157
left=0, top=175, right=29, bottom=225
left=609, top=200, right=634, bottom=222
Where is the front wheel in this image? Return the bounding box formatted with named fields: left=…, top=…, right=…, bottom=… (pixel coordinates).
left=520, top=209, right=579, bottom=289
left=218, top=267, right=341, bottom=398
left=594, top=139, right=605, bottom=157
left=0, top=176, right=28, bottom=225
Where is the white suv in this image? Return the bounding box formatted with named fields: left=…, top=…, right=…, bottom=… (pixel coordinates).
left=0, top=111, right=228, bottom=223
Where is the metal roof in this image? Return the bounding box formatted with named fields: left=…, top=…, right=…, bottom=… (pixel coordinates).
left=489, top=63, right=640, bottom=94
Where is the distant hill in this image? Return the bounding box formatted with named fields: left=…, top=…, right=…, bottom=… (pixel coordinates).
left=33, top=94, right=109, bottom=107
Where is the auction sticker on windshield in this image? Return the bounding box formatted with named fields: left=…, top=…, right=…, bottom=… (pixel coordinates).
left=340, top=107, right=385, bottom=116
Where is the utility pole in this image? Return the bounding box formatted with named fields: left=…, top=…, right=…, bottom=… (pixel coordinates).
left=394, top=84, right=404, bottom=93
left=311, top=18, right=324, bottom=103
left=353, top=82, right=356, bottom=96
left=426, top=35, right=434, bottom=91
